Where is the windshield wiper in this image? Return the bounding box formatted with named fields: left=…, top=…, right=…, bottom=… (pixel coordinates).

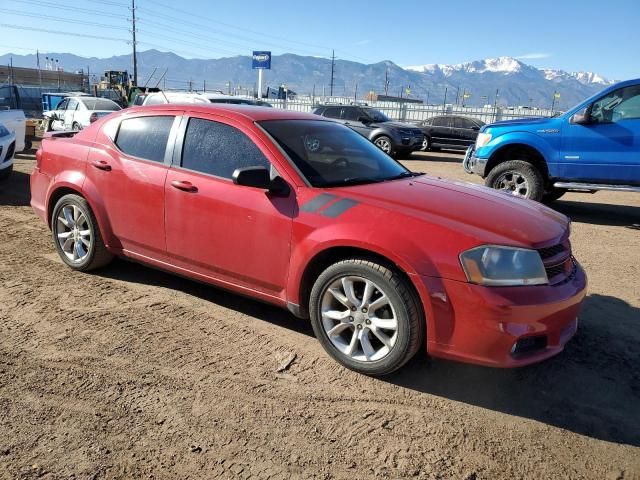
left=385, top=171, right=424, bottom=181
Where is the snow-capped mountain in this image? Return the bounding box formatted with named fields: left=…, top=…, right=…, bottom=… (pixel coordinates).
left=407, top=56, right=613, bottom=85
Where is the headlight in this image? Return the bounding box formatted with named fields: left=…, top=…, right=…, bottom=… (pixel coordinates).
left=0, top=125, right=9, bottom=137
left=460, top=246, right=548, bottom=286
left=476, top=131, right=492, bottom=147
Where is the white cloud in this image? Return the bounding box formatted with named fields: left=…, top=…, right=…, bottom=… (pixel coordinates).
left=516, top=53, right=552, bottom=60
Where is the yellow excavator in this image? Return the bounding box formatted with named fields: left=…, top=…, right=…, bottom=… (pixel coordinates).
left=95, top=70, right=160, bottom=107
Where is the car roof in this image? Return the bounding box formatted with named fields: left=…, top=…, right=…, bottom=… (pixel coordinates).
left=125, top=103, right=323, bottom=122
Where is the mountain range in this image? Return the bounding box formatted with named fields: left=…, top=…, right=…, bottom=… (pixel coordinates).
left=0, top=50, right=619, bottom=109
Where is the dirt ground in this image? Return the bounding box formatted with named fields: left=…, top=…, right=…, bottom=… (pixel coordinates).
left=0, top=149, right=639, bottom=480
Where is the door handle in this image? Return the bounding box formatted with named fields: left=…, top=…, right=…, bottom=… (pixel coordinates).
left=171, top=180, right=198, bottom=192
left=92, top=160, right=111, bottom=171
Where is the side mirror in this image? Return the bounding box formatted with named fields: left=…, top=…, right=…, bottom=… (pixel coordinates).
left=570, top=107, right=590, bottom=125
left=471, top=125, right=480, bottom=131
left=232, top=166, right=290, bottom=196
left=357, top=116, right=371, bottom=124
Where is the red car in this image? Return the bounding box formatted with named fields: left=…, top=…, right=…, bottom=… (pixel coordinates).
left=30, top=104, right=587, bottom=375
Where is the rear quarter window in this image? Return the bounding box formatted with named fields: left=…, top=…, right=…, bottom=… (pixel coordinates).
left=115, top=116, right=175, bottom=163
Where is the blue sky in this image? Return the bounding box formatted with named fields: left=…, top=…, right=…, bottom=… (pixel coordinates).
left=1, top=0, right=638, bottom=79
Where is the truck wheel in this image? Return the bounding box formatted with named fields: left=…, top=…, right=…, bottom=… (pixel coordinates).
left=309, top=258, right=424, bottom=376
left=51, top=194, right=113, bottom=271
left=72, top=122, right=82, bottom=132
left=420, top=136, right=430, bottom=151
left=485, top=160, right=544, bottom=201
left=542, top=187, right=567, bottom=203
left=374, top=136, right=395, bottom=157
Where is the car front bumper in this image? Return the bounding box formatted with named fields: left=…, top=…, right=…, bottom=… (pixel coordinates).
left=0, top=132, right=16, bottom=171
left=462, top=144, right=488, bottom=176
left=416, top=261, right=587, bottom=368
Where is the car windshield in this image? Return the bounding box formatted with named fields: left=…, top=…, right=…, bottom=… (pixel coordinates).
left=362, top=108, right=390, bottom=122
left=80, top=98, right=121, bottom=111
left=259, top=120, right=416, bottom=188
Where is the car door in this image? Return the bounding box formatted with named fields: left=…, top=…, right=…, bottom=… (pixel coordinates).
left=164, top=115, right=295, bottom=297
left=430, top=116, right=453, bottom=145
left=63, top=98, right=79, bottom=130
left=561, top=84, right=640, bottom=184
left=452, top=117, right=480, bottom=148
left=342, top=107, right=372, bottom=138
left=85, top=113, right=180, bottom=258
left=51, top=98, right=69, bottom=131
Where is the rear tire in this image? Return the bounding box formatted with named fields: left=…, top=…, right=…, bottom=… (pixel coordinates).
left=72, top=122, right=82, bottom=132
left=420, top=136, right=431, bottom=151
left=51, top=194, right=113, bottom=271
left=309, top=258, right=424, bottom=376
left=485, top=160, right=544, bottom=201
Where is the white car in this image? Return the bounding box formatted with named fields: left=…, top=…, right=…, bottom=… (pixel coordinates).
left=201, top=93, right=273, bottom=107
left=136, top=91, right=210, bottom=106
left=0, top=122, right=16, bottom=180
left=0, top=110, right=26, bottom=152
left=44, top=96, right=122, bottom=132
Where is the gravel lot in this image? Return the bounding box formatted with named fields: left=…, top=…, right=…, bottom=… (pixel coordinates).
left=0, top=149, right=638, bottom=479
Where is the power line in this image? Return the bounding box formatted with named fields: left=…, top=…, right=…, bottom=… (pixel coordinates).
left=9, top=0, right=127, bottom=20
left=0, top=24, right=128, bottom=43
left=2, top=8, right=130, bottom=30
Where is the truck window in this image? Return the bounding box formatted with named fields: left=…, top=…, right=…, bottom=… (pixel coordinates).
left=591, top=86, right=640, bottom=123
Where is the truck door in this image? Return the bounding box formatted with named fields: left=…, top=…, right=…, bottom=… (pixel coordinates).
left=561, top=84, right=640, bottom=184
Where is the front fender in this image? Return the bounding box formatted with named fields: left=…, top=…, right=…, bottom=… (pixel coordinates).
left=478, top=131, right=558, bottom=164
left=286, top=219, right=442, bottom=307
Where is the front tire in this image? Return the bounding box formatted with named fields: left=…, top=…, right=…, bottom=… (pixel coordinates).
left=373, top=136, right=395, bottom=158
left=51, top=194, right=113, bottom=271
left=485, top=160, right=544, bottom=201
left=309, top=259, right=424, bottom=375
left=72, top=122, right=82, bottom=132
left=420, top=135, right=431, bottom=152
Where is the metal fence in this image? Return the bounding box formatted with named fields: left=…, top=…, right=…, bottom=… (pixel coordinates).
left=268, top=95, right=555, bottom=124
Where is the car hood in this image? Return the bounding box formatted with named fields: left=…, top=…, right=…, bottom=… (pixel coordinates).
left=333, top=175, right=568, bottom=248
left=483, top=117, right=553, bottom=130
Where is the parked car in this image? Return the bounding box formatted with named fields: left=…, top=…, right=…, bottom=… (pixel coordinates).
left=0, top=109, right=26, bottom=153
left=136, top=92, right=210, bottom=106
left=464, top=78, right=640, bottom=202
left=201, top=93, right=272, bottom=107
left=0, top=122, right=16, bottom=180
left=312, top=105, right=423, bottom=158
left=44, top=96, right=121, bottom=132
left=31, top=104, right=586, bottom=375
left=419, top=115, right=484, bottom=151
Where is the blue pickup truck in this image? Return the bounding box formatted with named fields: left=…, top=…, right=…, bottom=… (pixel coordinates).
left=464, top=78, right=640, bottom=202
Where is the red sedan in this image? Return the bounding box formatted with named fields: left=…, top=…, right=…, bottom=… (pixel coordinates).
left=30, top=104, right=587, bottom=375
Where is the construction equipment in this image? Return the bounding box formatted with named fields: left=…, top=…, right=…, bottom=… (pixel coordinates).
left=95, top=70, right=160, bottom=107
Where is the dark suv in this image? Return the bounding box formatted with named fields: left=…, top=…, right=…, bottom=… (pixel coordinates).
left=419, top=115, right=484, bottom=151
left=312, top=105, right=423, bottom=158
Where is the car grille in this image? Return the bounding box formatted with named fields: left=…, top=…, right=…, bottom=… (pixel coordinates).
left=537, top=239, right=576, bottom=286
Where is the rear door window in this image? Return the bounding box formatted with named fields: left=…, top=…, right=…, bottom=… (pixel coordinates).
left=432, top=117, right=450, bottom=127
left=342, top=107, right=362, bottom=121
left=115, top=116, right=175, bottom=163
left=181, top=118, right=269, bottom=179
left=453, top=117, right=474, bottom=129
left=321, top=107, right=342, bottom=119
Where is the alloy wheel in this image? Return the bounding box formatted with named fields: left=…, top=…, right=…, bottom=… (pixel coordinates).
left=55, top=204, right=92, bottom=263
left=374, top=138, right=392, bottom=154
left=495, top=171, right=530, bottom=197
left=320, top=275, right=398, bottom=362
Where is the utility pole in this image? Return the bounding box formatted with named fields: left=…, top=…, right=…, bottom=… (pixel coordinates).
left=384, top=67, right=389, bottom=96
left=442, top=86, right=448, bottom=113
left=131, top=0, right=138, bottom=86
left=330, top=49, right=335, bottom=97
left=354, top=83, right=358, bottom=102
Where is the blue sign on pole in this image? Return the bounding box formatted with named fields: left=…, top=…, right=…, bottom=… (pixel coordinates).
left=252, top=51, right=271, bottom=70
